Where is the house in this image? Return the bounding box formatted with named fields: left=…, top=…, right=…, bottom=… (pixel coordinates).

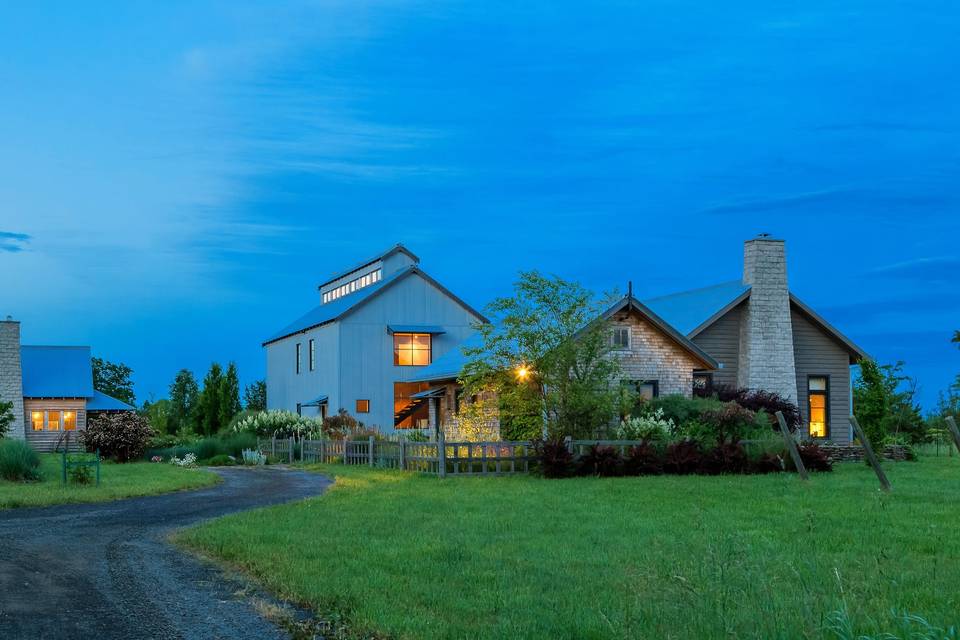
left=0, top=317, right=136, bottom=451
left=262, top=244, right=486, bottom=432
left=410, top=236, right=866, bottom=443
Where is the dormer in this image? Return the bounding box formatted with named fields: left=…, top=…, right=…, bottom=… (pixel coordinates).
left=318, top=244, right=419, bottom=304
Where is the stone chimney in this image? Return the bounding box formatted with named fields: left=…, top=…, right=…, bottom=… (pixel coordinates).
left=0, top=316, right=25, bottom=439
left=737, top=237, right=798, bottom=403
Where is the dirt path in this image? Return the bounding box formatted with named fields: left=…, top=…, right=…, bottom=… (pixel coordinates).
left=0, top=466, right=332, bottom=639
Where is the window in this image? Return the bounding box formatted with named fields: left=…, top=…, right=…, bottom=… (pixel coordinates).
left=322, top=268, right=383, bottom=304
left=356, top=399, right=370, bottom=413
left=295, top=342, right=302, bottom=374
left=31, top=411, right=43, bottom=431
left=808, top=376, right=829, bottom=438
left=63, top=411, right=77, bottom=431
left=309, top=339, right=316, bottom=371
left=692, top=373, right=713, bottom=396
left=296, top=403, right=302, bottom=416
left=394, top=333, right=431, bottom=366
left=625, top=379, right=659, bottom=401
left=47, top=410, right=61, bottom=431
left=611, top=326, right=630, bottom=349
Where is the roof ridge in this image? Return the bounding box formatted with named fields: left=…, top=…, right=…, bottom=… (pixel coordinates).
left=317, top=243, right=419, bottom=289
left=21, top=344, right=91, bottom=350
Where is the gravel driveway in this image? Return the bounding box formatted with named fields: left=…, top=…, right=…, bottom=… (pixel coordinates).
left=0, top=466, right=332, bottom=639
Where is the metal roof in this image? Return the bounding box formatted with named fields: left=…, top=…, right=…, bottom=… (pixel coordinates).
left=302, top=395, right=328, bottom=407
left=643, top=281, right=751, bottom=336
left=317, top=243, right=419, bottom=289
left=387, top=325, right=446, bottom=335
left=20, top=346, right=94, bottom=398
left=87, top=390, right=135, bottom=411
left=407, top=332, right=484, bottom=383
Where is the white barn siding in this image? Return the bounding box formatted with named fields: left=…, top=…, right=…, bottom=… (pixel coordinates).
left=265, top=322, right=340, bottom=418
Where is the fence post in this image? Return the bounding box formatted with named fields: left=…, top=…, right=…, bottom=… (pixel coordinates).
left=288, top=436, right=294, bottom=464
left=850, top=416, right=892, bottom=492
left=343, top=440, right=348, bottom=465
left=399, top=437, right=406, bottom=471
left=320, top=438, right=325, bottom=463
left=271, top=434, right=276, bottom=457
left=368, top=435, right=375, bottom=467
left=775, top=411, right=808, bottom=481
left=946, top=416, right=960, bottom=456
left=438, top=428, right=447, bottom=478
left=564, top=436, right=573, bottom=455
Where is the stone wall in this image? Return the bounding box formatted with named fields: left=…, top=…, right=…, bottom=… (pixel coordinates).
left=610, top=308, right=701, bottom=397
left=738, top=237, right=799, bottom=404
left=0, top=318, right=25, bottom=439
left=818, top=444, right=911, bottom=463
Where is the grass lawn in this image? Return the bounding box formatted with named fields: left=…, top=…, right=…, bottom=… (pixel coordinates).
left=0, top=455, right=219, bottom=509
left=176, top=458, right=960, bottom=639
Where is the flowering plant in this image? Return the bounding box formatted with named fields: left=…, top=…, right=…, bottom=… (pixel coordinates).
left=615, top=408, right=675, bottom=442
left=169, top=453, right=197, bottom=468
left=232, top=410, right=323, bottom=438
left=150, top=455, right=163, bottom=463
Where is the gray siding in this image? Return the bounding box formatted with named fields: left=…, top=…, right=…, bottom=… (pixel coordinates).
left=23, top=398, right=86, bottom=452
left=339, top=272, right=481, bottom=431
left=691, top=303, right=742, bottom=389
left=791, top=307, right=853, bottom=443
left=266, top=322, right=340, bottom=419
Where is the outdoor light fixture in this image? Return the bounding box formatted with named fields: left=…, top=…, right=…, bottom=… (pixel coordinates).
left=515, top=365, right=531, bottom=381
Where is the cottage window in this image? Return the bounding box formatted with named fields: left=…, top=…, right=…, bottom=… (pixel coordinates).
left=625, top=379, right=659, bottom=401
left=611, top=326, right=630, bottom=349
left=692, top=373, right=713, bottom=395
left=31, top=411, right=43, bottom=431
left=309, top=339, right=316, bottom=371
left=356, top=399, right=370, bottom=413
left=64, top=411, right=77, bottom=431
left=808, top=376, right=829, bottom=438
left=47, top=410, right=61, bottom=431
left=295, top=343, right=302, bottom=374
left=394, top=333, right=431, bottom=366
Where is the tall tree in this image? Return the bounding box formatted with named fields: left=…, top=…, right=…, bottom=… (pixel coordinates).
left=168, top=369, right=200, bottom=435
left=244, top=379, right=267, bottom=412
left=92, top=357, right=136, bottom=405
left=462, top=271, right=621, bottom=439
left=854, top=359, right=925, bottom=445
left=219, top=363, right=242, bottom=428
left=142, top=398, right=172, bottom=435
left=198, top=363, right=224, bottom=436
left=0, top=400, right=14, bottom=438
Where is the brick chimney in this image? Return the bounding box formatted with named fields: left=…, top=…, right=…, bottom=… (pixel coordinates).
left=737, top=237, right=798, bottom=403
left=0, top=316, right=25, bottom=439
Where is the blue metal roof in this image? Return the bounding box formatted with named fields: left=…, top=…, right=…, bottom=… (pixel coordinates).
left=87, top=390, right=135, bottom=411
left=302, top=395, right=328, bottom=407
left=387, top=324, right=446, bottom=335
left=318, top=244, right=419, bottom=289
left=643, top=281, right=751, bottom=335
left=20, top=346, right=94, bottom=398
left=264, top=267, right=414, bottom=345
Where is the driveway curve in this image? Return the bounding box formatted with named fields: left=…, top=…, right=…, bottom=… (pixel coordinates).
left=0, top=466, right=332, bottom=639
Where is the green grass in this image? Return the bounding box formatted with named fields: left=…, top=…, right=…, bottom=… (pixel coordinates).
left=176, top=459, right=960, bottom=639
left=0, top=455, right=219, bottom=509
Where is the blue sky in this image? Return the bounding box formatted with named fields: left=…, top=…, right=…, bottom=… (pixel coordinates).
left=2, top=1, right=958, bottom=409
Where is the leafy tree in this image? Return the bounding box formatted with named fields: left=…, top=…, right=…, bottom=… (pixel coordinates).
left=854, top=359, right=925, bottom=445
left=0, top=400, right=14, bottom=438
left=92, top=357, right=136, bottom=405
left=462, top=271, right=621, bottom=439
left=219, top=363, right=242, bottom=428
left=81, top=412, right=154, bottom=462
left=198, top=363, right=224, bottom=436
left=141, top=398, right=172, bottom=435
left=168, top=369, right=200, bottom=434
left=244, top=379, right=267, bottom=412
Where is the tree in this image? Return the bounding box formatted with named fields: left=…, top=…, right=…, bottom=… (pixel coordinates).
left=218, top=363, right=242, bottom=428
left=197, top=363, right=224, bottom=436
left=92, top=357, right=136, bottom=406
left=81, top=412, right=155, bottom=462
left=854, top=359, right=925, bottom=445
left=141, top=398, right=172, bottom=435
left=462, top=271, right=621, bottom=440
left=168, top=369, right=199, bottom=434
left=244, top=379, right=267, bottom=412
left=0, top=400, right=14, bottom=438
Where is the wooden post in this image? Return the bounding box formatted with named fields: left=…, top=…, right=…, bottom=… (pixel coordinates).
left=438, top=428, right=447, bottom=478
left=288, top=437, right=293, bottom=464
left=775, top=411, right=808, bottom=481
left=343, top=440, right=348, bottom=465
left=320, top=438, right=326, bottom=463
left=368, top=435, right=375, bottom=467
left=849, top=416, right=891, bottom=492
left=399, top=437, right=406, bottom=471
left=945, top=416, right=960, bottom=456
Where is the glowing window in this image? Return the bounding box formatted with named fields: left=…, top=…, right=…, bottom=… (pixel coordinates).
left=47, top=410, right=61, bottom=431
left=356, top=399, right=370, bottom=413
left=64, top=411, right=77, bottom=431
left=808, top=376, right=828, bottom=438
left=31, top=411, right=44, bottom=431
left=393, top=333, right=431, bottom=366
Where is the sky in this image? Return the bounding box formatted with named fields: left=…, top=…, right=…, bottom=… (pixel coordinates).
left=1, top=1, right=958, bottom=410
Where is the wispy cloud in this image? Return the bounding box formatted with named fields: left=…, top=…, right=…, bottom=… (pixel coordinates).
left=702, top=188, right=956, bottom=215
left=0, top=231, right=30, bottom=253
left=868, top=256, right=960, bottom=281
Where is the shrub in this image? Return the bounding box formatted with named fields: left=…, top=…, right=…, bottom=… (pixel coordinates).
left=662, top=440, right=702, bottom=475
left=578, top=445, right=623, bottom=477
left=713, top=385, right=801, bottom=433
left=82, top=412, right=155, bottom=462
left=347, top=427, right=383, bottom=441
left=641, top=395, right=724, bottom=428
left=204, top=454, right=235, bottom=466
left=752, top=452, right=785, bottom=474
left=795, top=443, right=833, bottom=472
left=615, top=409, right=674, bottom=442
left=67, top=458, right=94, bottom=484
left=232, top=410, right=322, bottom=438
left=242, top=449, right=267, bottom=466
left=533, top=438, right=575, bottom=478
left=699, top=442, right=749, bottom=475
left=402, top=429, right=430, bottom=442
left=170, top=453, right=198, bottom=467
left=699, top=403, right=758, bottom=445
left=0, top=399, right=14, bottom=438
left=623, top=443, right=663, bottom=476
left=0, top=439, right=41, bottom=481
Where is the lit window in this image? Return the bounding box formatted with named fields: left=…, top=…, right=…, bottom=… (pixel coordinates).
left=64, top=411, right=77, bottom=431
left=309, top=339, right=316, bottom=371
left=356, top=399, right=370, bottom=413
left=47, top=410, right=61, bottom=431
left=611, top=326, right=630, bottom=349
left=31, top=411, right=43, bottom=431
left=394, top=333, right=431, bottom=366
left=808, top=376, right=828, bottom=438
left=295, top=343, right=302, bottom=374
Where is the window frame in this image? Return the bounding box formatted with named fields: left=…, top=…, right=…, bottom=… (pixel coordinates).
left=295, top=342, right=302, bottom=375
left=393, top=332, right=432, bottom=367
left=610, top=325, right=631, bottom=350
left=309, top=339, right=316, bottom=372
left=356, top=399, right=370, bottom=413
left=807, top=374, right=830, bottom=439
left=47, top=410, right=62, bottom=431
left=63, top=410, right=77, bottom=431
left=31, top=411, right=44, bottom=431
left=624, top=379, right=659, bottom=401
left=692, top=372, right=713, bottom=396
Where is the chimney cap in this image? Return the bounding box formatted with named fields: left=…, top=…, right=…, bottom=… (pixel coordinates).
left=747, top=233, right=783, bottom=242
